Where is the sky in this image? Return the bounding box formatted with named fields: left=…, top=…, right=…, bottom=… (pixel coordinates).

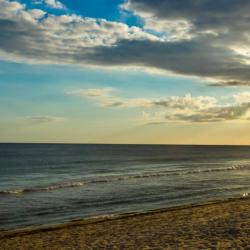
left=1, top=0, right=250, bottom=144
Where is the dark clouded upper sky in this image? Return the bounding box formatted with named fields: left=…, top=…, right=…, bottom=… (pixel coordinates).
left=1, top=0, right=250, bottom=144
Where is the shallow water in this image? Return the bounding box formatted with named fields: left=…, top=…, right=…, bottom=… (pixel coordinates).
left=0, top=143, right=249, bottom=229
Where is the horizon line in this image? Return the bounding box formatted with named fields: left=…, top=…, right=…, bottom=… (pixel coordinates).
left=0, top=142, right=250, bottom=147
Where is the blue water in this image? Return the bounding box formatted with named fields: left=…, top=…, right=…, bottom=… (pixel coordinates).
left=0, top=143, right=250, bottom=229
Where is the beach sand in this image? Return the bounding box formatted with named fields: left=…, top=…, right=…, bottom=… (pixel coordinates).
left=0, top=198, right=249, bottom=249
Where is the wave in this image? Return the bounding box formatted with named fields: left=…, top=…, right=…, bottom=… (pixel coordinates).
left=0, top=182, right=86, bottom=195
left=183, top=164, right=250, bottom=174
left=1, top=164, right=249, bottom=196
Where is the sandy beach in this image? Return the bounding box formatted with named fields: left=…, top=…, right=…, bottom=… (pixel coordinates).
left=0, top=197, right=249, bottom=249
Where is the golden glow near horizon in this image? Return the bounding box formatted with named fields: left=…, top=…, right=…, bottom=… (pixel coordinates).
left=1, top=75, right=250, bottom=145
left=1, top=119, right=250, bottom=145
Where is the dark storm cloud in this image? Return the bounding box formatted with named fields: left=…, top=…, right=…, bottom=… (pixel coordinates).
left=125, top=0, right=250, bottom=29
left=84, top=39, right=250, bottom=85
left=123, top=0, right=250, bottom=48
left=1, top=0, right=250, bottom=85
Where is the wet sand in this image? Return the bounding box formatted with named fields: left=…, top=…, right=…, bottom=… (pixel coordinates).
left=0, top=198, right=250, bottom=249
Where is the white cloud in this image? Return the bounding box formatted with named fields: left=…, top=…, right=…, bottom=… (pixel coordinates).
left=33, top=0, right=65, bottom=9
left=0, top=0, right=159, bottom=67
left=69, top=89, right=217, bottom=110
left=144, top=18, right=194, bottom=41
left=67, top=88, right=116, bottom=97
left=28, top=9, right=46, bottom=19
left=2, top=0, right=250, bottom=85
left=67, top=88, right=154, bottom=107
left=68, top=87, right=250, bottom=123
left=122, top=2, right=193, bottom=42
left=45, top=0, right=65, bottom=9
left=233, top=92, right=250, bottom=104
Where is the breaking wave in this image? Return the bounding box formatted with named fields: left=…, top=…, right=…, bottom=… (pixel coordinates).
left=0, top=182, right=86, bottom=195
left=0, top=164, right=249, bottom=196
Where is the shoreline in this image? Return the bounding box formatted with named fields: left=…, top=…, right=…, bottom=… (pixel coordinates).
left=1, top=196, right=249, bottom=249
left=1, top=196, right=249, bottom=238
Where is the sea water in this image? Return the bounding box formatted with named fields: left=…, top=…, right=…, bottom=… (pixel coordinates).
left=0, top=143, right=249, bottom=229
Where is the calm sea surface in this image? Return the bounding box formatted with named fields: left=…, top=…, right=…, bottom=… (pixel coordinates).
left=0, top=143, right=249, bottom=229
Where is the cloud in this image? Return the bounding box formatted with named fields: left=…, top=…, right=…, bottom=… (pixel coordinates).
left=164, top=103, right=250, bottom=123
left=33, top=0, right=65, bottom=9
left=122, top=0, right=250, bottom=35
left=69, top=88, right=250, bottom=123
left=1, top=0, right=250, bottom=85
left=44, top=0, right=65, bottom=9
left=119, top=0, right=250, bottom=85
left=67, top=88, right=124, bottom=107
left=0, top=0, right=158, bottom=64
left=233, top=92, right=250, bottom=104
left=67, top=88, right=155, bottom=107
left=142, top=102, right=250, bottom=124
left=85, top=35, right=250, bottom=86
left=21, top=116, right=66, bottom=124
left=67, top=88, right=116, bottom=97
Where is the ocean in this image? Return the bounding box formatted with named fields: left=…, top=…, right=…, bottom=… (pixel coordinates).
left=0, top=143, right=249, bottom=230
